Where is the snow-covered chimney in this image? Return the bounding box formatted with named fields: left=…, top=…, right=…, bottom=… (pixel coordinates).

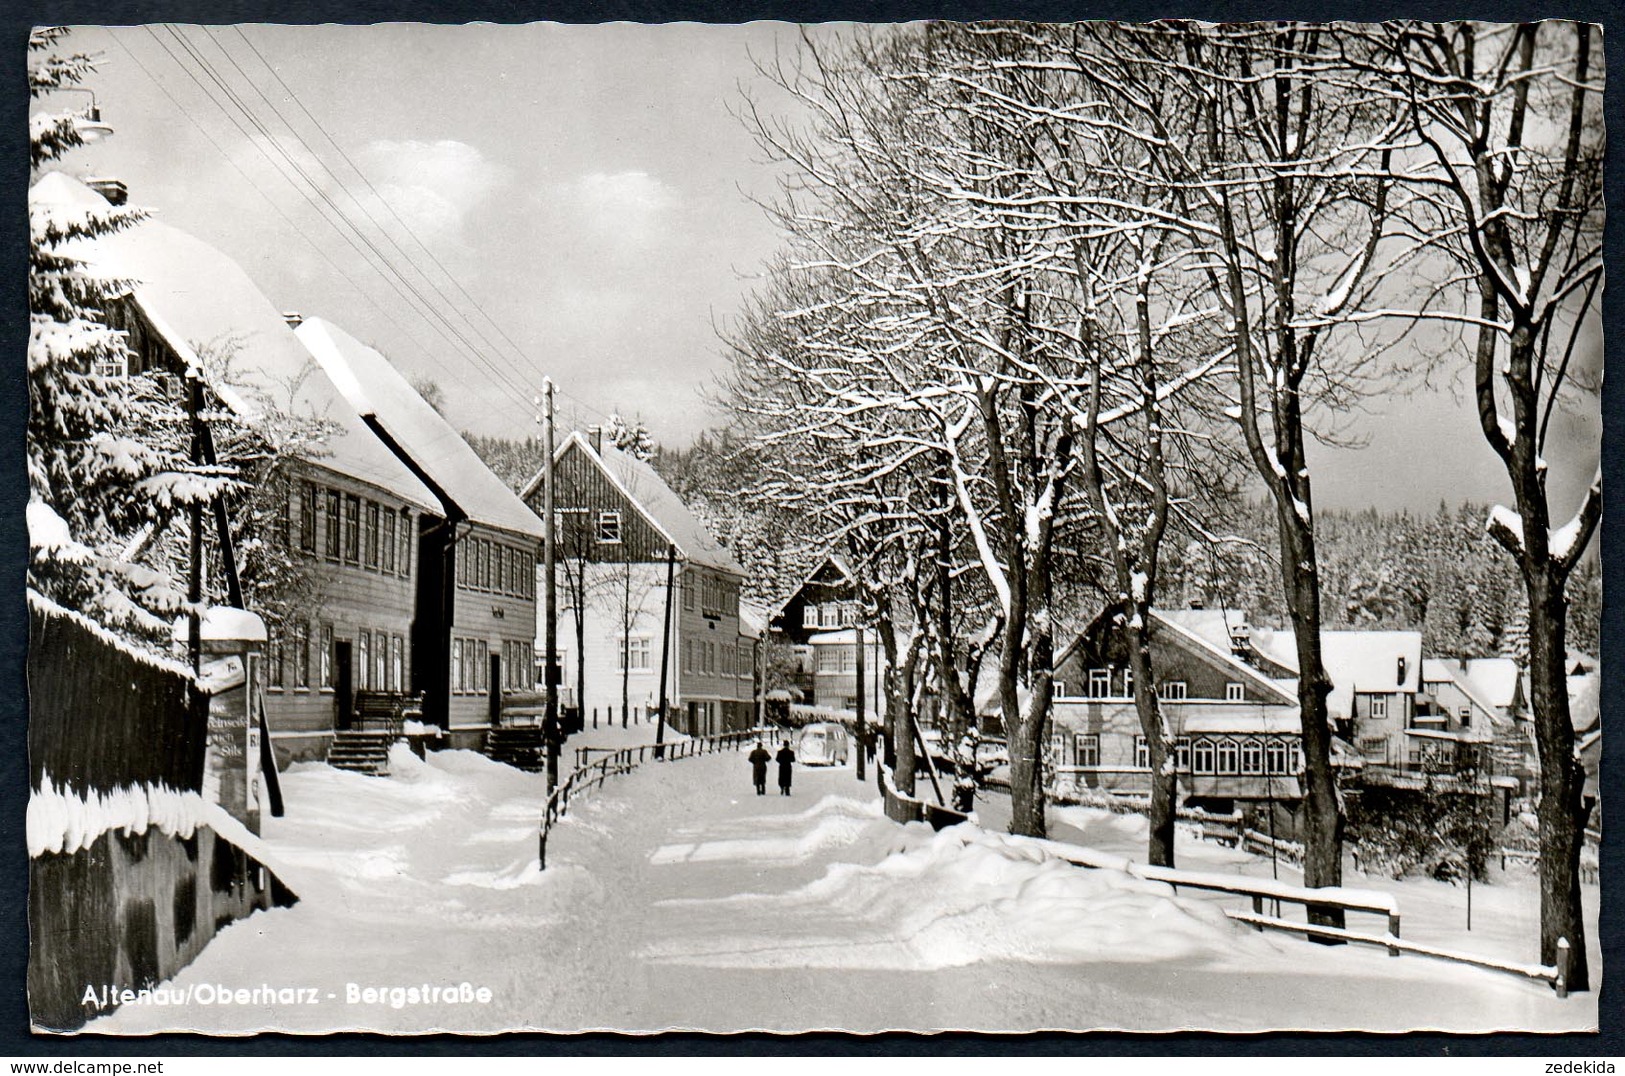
left=85, top=177, right=127, bottom=206
left=282, top=312, right=303, bottom=330
left=1188, top=598, right=1205, bottom=610
left=589, top=425, right=603, bottom=455
left=1229, top=622, right=1255, bottom=664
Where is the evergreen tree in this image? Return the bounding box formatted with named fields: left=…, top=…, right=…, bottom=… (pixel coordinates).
left=27, top=28, right=233, bottom=645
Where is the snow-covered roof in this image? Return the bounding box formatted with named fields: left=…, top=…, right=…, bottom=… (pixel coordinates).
left=1569, top=673, right=1600, bottom=736
left=1421, top=659, right=1501, bottom=722
left=738, top=600, right=768, bottom=639
left=295, top=317, right=542, bottom=540
left=1150, top=612, right=1298, bottom=707
left=29, top=174, right=441, bottom=516
left=1463, top=657, right=1523, bottom=711
left=532, top=431, right=740, bottom=574
left=1181, top=712, right=1301, bottom=735
left=1319, top=631, right=1422, bottom=719
left=169, top=606, right=268, bottom=644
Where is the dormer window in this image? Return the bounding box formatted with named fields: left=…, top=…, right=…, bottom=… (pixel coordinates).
left=1225, top=682, right=1245, bottom=702
left=596, top=510, right=622, bottom=544
left=1158, top=680, right=1188, bottom=701
left=1088, top=669, right=1110, bottom=698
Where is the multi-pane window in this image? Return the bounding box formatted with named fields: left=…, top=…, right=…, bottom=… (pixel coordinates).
left=597, top=510, right=622, bottom=544
left=1175, top=736, right=1192, bottom=771
left=365, top=502, right=380, bottom=568
left=383, top=510, right=397, bottom=573
left=1215, top=738, right=1239, bottom=774
left=1159, top=680, right=1188, bottom=701
left=618, top=636, right=652, bottom=671
left=1074, top=733, right=1100, bottom=767
left=357, top=630, right=371, bottom=692
left=1240, top=739, right=1264, bottom=775
left=683, top=639, right=694, bottom=674
left=816, top=645, right=837, bottom=673
left=280, top=488, right=294, bottom=548
left=1370, top=695, right=1389, bottom=720
left=343, top=494, right=361, bottom=564
left=477, top=640, right=489, bottom=692
left=299, top=482, right=317, bottom=552
left=1225, top=681, right=1245, bottom=702
left=293, top=621, right=310, bottom=689
left=1134, top=735, right=1150, bottom=769
left=1087, top=669, right=1111, bottom=698
left=1265, top=738, right=1289, bottom=775
left=268, top=632, right=285, bottom=691
left=325, top=490, right=342, bottom=560
left=1192, top=738, right=1216, bottom=774
left=375, top=635, right=387, bottom=693
left=320, top=624, right=333, bottom=689
left=683, top=579, right=695, bottom=612
left=803, top=603, right=820, bottom=629
left=451, top=638, right=464, bottom=694
left=496, top=544, right=507, bottom=594
left=398, top=511, right=412, bottom=577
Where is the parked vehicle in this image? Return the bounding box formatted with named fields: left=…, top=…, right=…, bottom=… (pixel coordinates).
left=795, top=722, right=851, bottom=766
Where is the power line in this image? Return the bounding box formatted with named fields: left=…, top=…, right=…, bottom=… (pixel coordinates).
left=162, top=25, right=540, bottom=418
left=229, top=25, right=551, bottom=391
left=207, top=25, right=537, bottom=402
left=115, top=25, right=620, bottom=437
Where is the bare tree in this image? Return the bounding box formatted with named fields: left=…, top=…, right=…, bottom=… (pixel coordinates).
left=1375, top=20, right=1603, bottom=989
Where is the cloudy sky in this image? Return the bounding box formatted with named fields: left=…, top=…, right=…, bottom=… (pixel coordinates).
left=46, top=22, right=1602, bottom=516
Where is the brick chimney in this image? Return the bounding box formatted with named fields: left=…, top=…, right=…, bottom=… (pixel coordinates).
left=85, top=177, right=128, bottom=206
left=282, top=312, right=303, bottom=330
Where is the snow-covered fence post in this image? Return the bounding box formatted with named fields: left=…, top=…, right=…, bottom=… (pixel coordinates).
left=1555, top=938, right=1571, bottom=998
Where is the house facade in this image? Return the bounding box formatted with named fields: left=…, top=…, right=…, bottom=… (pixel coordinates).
left=297, top=317, right=544, bottom=748
left=32, top=174, right=446, bottom=766
left=1051, top=610, right=1304, bottom=814
left=527, top=431, right=755, bottom=736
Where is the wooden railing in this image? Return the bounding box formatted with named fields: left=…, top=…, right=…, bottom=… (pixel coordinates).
left=537, top=729, right=757, bottom=870
left=876, top=761, right=970, bottom=831
left=1010, top=832, right=1575, bottom=998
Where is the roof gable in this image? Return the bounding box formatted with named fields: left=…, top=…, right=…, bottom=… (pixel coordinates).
left=529, top=432, right=740, bottom=574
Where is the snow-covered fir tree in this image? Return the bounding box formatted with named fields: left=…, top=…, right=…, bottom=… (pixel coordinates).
left=605, top=412, right=655, bottom=462
left=27, top=28, right=234, bottom=646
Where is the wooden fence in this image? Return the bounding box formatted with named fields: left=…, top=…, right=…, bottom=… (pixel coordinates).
left=538, top=730, right=757, bottom=869
left=27, top=592, right=295, bottom=1031
left=877, top=761, right=970, bottom=831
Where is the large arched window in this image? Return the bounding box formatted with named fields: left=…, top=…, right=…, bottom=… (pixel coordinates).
left=1240, top=739, right=1264, bottom=775
left=1216, top=738, right=1239, bottom=774
left=1265, top=738, right=1289, bottom=775
left=1192, top=738, right=1216, bottom=775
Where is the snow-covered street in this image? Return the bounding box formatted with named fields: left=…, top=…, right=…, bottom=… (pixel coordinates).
left=86, top=734, right=1596, bottom=1036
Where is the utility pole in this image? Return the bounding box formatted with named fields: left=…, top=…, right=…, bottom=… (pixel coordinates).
left=654, top=543, right=676, bottom=760
left=540, top=379, right=559, bottom=793
left=854, top=624, right=866, bottom=782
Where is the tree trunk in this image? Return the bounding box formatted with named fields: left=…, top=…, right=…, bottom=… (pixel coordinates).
left=1529, top=564, right=1591, bottom=990
left=1126, top=614, right=1175, bottom=867
left=1278, top=507, right=1345, bottom=930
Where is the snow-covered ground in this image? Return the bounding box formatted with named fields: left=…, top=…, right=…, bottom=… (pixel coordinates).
left=88, top=740, right=1596, bottom=1035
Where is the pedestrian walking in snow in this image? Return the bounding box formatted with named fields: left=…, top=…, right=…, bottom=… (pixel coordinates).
left=748, top=741, right=770, bottom=795
left=775, top=741, right=795, bottom=796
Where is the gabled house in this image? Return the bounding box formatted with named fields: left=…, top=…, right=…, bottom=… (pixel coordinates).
left=30, top=174, right=443, bottom=766
left=525, top=431, right=755, bottom=735
left=767, top=555, right=875, bottom=707
left=296, top=317, right=544, bottom=748
left=1051, top=609, right=1304, bottom=816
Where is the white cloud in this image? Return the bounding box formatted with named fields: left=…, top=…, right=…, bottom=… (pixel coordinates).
left=348, top=138, right=509, bottom=248
left=552, top=170, right=680, bottom=253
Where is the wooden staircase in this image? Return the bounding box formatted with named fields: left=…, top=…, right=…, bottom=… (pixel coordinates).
left=326, top=730, right=398, bottom=775
left=485, top=726, right=546, bottom=772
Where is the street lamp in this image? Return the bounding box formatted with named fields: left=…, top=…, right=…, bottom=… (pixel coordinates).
left=53, top=86, right=113, bottom=143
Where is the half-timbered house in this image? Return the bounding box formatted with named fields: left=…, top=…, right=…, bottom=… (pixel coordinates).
left=524, top=431, right=755, bottom=734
